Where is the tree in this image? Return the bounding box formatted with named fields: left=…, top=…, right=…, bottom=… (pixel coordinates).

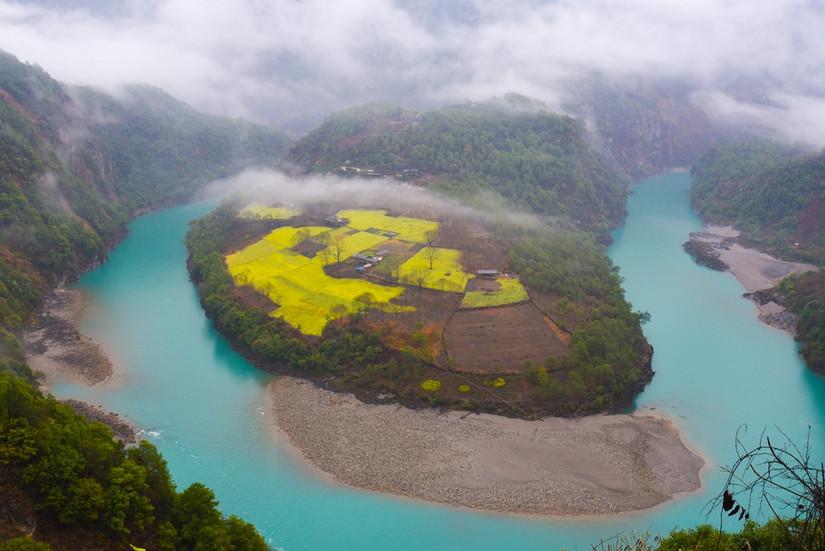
left=332, top=234, right=346, bottom=264
left=173, top=483, right=224, bottom=550
left=424, top=246, right=438, bottom=270
left=424, top=228, right=439, bottom=248
left=411, top=267, right=429, bottom=288
left=710, top=428, right=824, bottom=551
left=292, top=228, right=311, bottom=247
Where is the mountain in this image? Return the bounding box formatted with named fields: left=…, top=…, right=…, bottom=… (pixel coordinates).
left=0, top=50, right=291, bottom=379
left=564, top=79, right=719, bottom=180
left=691, top=140, right=821, bottom=262
left=0, top=51, right=286, bottom=548
left=285, top=101, right=629, bottom=235
left=691, top=139, right=825, bottom=375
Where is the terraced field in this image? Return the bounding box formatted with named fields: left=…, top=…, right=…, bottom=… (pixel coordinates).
left=460, top=277, right=529, bottom=308
left=397, top=247, right=473, bottom=292
left=226, top=221, right=411, bottom=335
left=225, top=207, right=532, bottom=342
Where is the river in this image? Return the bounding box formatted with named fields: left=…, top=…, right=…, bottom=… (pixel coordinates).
left=50, top=171, right=825, bottom=550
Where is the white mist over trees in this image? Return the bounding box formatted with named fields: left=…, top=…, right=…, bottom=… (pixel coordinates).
left=2, top=0, right=825, bottom=143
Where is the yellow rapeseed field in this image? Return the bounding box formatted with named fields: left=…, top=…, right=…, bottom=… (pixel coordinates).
left=225, top=208, right=498, bottom=335
left=226, top=223, right=409, bottom=336
left=398, top=247, right=473, bottom=292
left=459, top=277, right=529, bottom=308
left=336, top=209, right=439, bottom=243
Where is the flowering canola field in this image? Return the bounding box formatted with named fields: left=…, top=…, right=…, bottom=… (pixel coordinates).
left=397, top=247, right=473, bottom=293
left=459, top=277, right=529, bottom=308
left=226, top=207, right=523, bottom=335
left=226, top=209, right=434, bottom=336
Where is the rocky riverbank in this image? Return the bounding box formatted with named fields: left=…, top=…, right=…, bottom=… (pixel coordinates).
left=62, top=399, right=139, bottom=444
left=24, top=288, right=114, bottom=387
left=684, top=225, right=817, bottom=334
left=270, top=376, right=704, bottom=516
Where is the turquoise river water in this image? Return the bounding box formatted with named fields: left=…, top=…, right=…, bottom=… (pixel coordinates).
left=51, top=172, right=825, bottom=550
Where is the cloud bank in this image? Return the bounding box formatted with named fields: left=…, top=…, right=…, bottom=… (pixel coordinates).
left=2, top=0, right=825, bottom=143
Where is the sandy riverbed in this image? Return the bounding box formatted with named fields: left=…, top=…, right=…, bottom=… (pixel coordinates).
left=688, top=226, right=817, bottom=333
left=24, top=288, right=114, bottom=388
left=271, top=376, right=705, bottom=516
left=700, top=225, right=816, bottom=293
left=22, top=288, right=140, bottom=441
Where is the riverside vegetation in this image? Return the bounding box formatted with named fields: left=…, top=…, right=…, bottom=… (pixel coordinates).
left=0, top=51, right=287, bottom=547
left=0, top=374, right=268, bottom=550
left=691, top=139, right=825, bottom=374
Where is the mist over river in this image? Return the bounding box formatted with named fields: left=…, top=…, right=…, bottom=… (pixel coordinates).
left=50, top=172, right=825, bottom=550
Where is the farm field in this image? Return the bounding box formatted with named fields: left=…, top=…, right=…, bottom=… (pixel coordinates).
left=397, top=247, right=473, bottom=292
left=226, top=208, right=454, bottom=336
left=226, top=221, right=411, bottom=335
left=337, top=209, right=438, bottom=243
left=460, top=277, right=529, bottom=308
left=445, top=303, right=569, bottom=374
left=224, top=205, right=563, bottom=376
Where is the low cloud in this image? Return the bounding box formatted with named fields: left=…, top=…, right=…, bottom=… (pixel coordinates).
left=2, top=0, right=825, bottom=143
left=201, top=168, right=546, bottom=230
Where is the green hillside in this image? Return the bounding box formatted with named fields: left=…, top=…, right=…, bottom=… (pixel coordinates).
left=0, top=50, right=290, bottom=379
left=691, top=139, right=821, bottom=262
left=691, top=139, right=825, bottom=375
left=286, top=102, right=628, bottom=235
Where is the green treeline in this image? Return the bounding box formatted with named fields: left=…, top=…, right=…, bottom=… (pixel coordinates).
left=286, top=102, right=628, bottom=234
left=777, top=271, right=825, bottom=374
left=0, top=374, right=268, bottom=550
left=509, top=232, right=650, bottom=410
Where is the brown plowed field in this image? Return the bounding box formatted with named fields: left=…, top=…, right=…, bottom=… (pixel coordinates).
left=444, top=303, right=569, bottom=374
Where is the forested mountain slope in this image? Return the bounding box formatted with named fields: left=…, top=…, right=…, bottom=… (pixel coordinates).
left=564, top=80, right=718, bottom=180
left=285, top=102, right=628, bottom=234
left=0, top=50, right=290, bottom=379
left=0, top=51, right=286, bottom=547
left=691, top=140, right=825, bottom=374
left=691, top=140, right=821, bottom=263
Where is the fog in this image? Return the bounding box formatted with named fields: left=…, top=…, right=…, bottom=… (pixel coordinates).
left=202, top=169, right=548, bottom=230
left=2, top=0, right=825, bottom=143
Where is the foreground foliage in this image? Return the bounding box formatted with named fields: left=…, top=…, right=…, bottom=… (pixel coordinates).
left=0, top=374, right=267, bottom=550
